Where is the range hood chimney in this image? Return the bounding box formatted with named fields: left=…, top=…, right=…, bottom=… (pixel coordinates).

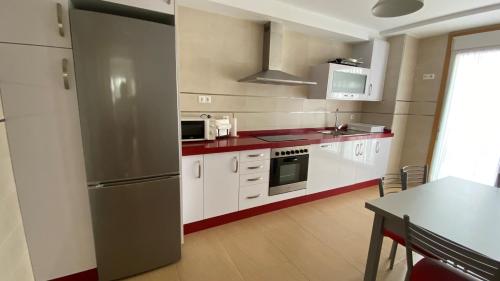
left=239, top=22, right=317, bottom=86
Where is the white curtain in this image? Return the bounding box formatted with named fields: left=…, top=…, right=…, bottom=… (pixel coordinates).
left=431, top=48, right=500, bottom=186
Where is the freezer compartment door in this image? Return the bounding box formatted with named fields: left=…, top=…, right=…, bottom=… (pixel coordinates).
left=70, top=9, right=180, bottom=183
left=89, top=176, right=181, bottom=281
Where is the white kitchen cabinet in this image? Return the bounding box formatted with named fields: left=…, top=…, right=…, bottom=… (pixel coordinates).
left=308, top=142, right=355, bottom=194
left=0, top=0, right=72, bottom=48
left=239, top=148, right=270, bottom=163
left=365, top=138, right=392, bottom=180
left=0, top=43, right=96, bottom=280
left=203, top=152, right=240, bottom=218
left=102, top=0, right=175, bottom=15
left=307, top=137, right=393, bottom=194
left=181, top=155, right=204, bottom=224
left=352, top=39, right=389, bottom=101
left=239, top=183, right=269, bottom=210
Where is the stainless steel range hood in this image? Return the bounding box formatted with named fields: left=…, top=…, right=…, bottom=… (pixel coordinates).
left=239, top=22, right=317, bottom=86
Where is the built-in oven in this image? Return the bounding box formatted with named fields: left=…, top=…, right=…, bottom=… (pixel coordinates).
left=269, top=146, right=309, bottom=196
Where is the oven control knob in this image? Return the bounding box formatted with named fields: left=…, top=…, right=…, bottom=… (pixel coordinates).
left=290, top=150, right=295, bottom=154
left=304, top=149, right=308, bottom=153
left=281, top=151, right=285, bottom=155
left=275, top=152, right=280, bottom=156
left=295, top=150, right=300, bottom=154
left=299, top=149, right=304, bottom=153
left=286, top=151, right=290, bottom=155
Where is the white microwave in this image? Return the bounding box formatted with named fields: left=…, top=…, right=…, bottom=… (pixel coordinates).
left=181, top=118, right=215, bottom=142
left=329, top=64, right=371, bottom=100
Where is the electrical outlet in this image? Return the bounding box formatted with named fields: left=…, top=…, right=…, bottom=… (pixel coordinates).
left=198, top=95, right=212, bottom=104
left=423, top=73, right=435, bottom=80
left=350, top=114, right=356, bottom=120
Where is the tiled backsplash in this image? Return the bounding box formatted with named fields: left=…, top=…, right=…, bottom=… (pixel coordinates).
left=177, top=7, right=362, bottom=131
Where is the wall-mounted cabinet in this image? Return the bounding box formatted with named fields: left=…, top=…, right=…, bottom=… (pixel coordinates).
left=309, top=39, right=389, bottom=102
left=101, top=0, right=175, bottom=15
left=0, top=0, right=72, bottom=48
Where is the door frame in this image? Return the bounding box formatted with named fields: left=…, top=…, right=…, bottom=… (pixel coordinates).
left=426, top=23, right=500, bottom=166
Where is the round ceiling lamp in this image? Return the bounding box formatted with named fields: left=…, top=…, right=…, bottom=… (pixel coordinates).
left=372, top=0, right=424, bottom=17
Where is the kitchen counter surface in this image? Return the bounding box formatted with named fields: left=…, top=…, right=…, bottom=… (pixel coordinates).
left=182, top=127, right=393, bottom=156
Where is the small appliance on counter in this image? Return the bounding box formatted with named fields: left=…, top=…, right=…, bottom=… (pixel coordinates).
left=348, top=123, right=385, bottom=133
left=181, top=117, right=216, bottom=142
left=214, top=116, right=232, bottom=138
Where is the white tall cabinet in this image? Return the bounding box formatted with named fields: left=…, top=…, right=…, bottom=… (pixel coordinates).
left=0, top=1, right=97, bottom=280
left=0, top=0, right=72, bottom=48
left=181, top=155, right=204, bottom=224
left=203, top=152, right=240, bottom=218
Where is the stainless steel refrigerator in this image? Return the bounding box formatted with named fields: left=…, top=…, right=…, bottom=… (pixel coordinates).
left=70, top=8, right=181, bottom=281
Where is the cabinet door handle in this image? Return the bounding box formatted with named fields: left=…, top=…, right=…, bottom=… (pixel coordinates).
left=368, top=83, right=372, bottom=96
left=375, top=141, right=380, bottom=153
left=246, top=194, right=261, bottom=199
left=247, top=177, right=263, bottom=182
left=62, top=58, right=70, bottom=90
left=56, top=3, right=65, bottom=37
left=247, top=153, right=264, bottom=158
left=195, top=161, right=202, bottom=178
left=355, top=143, right=359, bottom=156
left=359, top=143, right=364, bottom=156
left=247, top=165, right=264, bottom=170
left=232, top=157, right=239, bottom=173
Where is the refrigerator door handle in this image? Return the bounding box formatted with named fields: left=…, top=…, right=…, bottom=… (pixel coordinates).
left=89, top=174, right=180, bottom=189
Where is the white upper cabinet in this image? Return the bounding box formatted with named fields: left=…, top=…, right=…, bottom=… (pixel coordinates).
left=0, top=0, right=72, bottom=48
left=0, top=43, right=96, bottom=281
left=203, top=152, right=240, bottom=218
left=352, top=39, right=389, bottom=101
left=181, top=155, right=204, bottom=224
left=102, top=0, right=175, bottom=15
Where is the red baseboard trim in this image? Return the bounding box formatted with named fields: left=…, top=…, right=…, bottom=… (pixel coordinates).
left=184, top=179, right=378, bottom=234
left=50, top=268, right=98, bottom=281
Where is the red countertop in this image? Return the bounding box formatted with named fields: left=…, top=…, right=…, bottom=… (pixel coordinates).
left=182, top=127, right=393, bottom=156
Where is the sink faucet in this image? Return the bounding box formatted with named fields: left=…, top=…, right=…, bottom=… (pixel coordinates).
left=334, top=108, right=347, bottom=131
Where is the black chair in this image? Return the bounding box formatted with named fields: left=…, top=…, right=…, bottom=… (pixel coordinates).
left=401, top=165, right=429, bottom=191
left=403, top=215, right=500, bottom=281
left=378, top=174, right=404, bottom=270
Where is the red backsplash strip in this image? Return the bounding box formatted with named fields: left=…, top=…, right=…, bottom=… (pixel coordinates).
left=182, top=127, right=393, bottom=156
left=184, top=179, right=378, bottom=234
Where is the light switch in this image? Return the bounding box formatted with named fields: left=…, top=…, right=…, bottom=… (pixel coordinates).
left=423, top=73, right=435, bottom=80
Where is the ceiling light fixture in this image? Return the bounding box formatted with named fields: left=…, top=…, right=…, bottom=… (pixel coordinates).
left=372, top=0, right=424, bottom=17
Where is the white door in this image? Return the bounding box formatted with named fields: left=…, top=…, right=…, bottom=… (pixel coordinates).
left=203, top=152, right=239, bottom=218
left=0, top=43, right=96, bottom=280
left=181, top=155, right=204, bottom=224
left=0, top=0, right=71, bottom=48
left=102, top=0, right=175, bottom=14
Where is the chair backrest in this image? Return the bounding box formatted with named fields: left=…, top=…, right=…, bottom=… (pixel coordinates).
left=401, top=165, right=429, bottom=190
left=403, top=215, right=500, bottom=281
left=378, top=174, right=403, bottom=197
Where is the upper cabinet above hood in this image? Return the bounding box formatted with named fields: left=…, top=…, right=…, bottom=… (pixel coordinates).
left=239, top=22, right=317, bottom=86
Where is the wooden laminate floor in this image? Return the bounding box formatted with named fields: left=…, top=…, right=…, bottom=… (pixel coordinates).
left=124, top=186, right=410, bottom=281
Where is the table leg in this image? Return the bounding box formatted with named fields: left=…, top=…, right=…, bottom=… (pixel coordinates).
left=364, top=213, right=384, bottom=281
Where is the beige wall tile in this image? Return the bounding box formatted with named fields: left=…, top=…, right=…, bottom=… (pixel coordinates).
left=396, top=36, right=419, bottom=101
left=400, top=115, right=435, bottom=166
left=177, top=7, right=362, bottom=130
left=360, top=113, right=393, bottom=129
left=386, top=115, right=408, bottom=173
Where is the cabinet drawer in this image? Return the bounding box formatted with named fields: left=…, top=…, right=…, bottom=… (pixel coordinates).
left=239, top=149, right=270, bottom=163
left=239, top=172, right=269, bottom=187
left=239, top=160, right=270, bottom=175
left=239, top=184, right=268, bottom=210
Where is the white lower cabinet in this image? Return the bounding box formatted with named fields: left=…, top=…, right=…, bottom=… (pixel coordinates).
left=181, top=155, right=204, bottom=224
left=203, top=152, right=240, bottom=218
left=307, top=137, right=392, bottom=194
left=239, top=184, right=268, bottom=210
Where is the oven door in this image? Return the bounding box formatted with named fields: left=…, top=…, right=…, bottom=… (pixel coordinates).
left=269, top=154, right=309, bottom=195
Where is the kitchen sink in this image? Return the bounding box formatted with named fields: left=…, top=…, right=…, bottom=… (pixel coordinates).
left=317, top=130, right=370, bottom=136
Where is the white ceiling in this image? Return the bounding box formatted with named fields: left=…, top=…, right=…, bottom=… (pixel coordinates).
left=178, top=0, right=500, bottom=40
left=279, top=0, right=500, bottom=32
